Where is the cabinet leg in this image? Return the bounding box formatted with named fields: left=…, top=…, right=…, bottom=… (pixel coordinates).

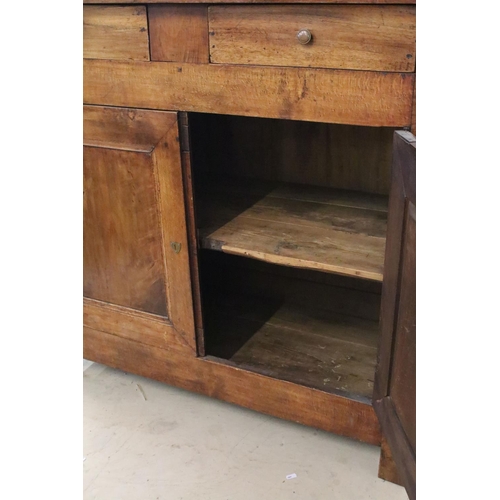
left=378, top=437, right=403, bottom=486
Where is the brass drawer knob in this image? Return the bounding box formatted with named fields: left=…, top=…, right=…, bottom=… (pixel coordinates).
left=297, top=29, right=312, bottom=45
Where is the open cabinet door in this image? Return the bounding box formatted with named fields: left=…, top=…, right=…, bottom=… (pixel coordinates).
left=373, top=131, right=416, bottom=499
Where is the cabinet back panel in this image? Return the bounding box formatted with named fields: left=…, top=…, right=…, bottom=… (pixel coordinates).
left=190, top=113, right=395, bottom=195
left=201, top=251, right=382, bottom=322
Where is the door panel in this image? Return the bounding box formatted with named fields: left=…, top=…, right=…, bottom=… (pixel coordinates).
left=83, top=105, right=196, bottom=351
left=373, top=130, right=416, bottom=499
left=389, top=206, right=416, bottom=452
left=84, top=148, right=168, bottom=316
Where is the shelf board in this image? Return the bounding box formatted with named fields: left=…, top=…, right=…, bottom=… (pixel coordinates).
left=205, top=293, right=379, bottom=400
left=198, top=177, right=388, bottom=281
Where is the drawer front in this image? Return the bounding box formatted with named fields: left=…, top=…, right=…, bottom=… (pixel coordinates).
left=209, top=5, right=415, bottom=72
left=84, top=6, right=150, bottom=61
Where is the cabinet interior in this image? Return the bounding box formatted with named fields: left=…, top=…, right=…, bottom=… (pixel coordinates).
left=189, top=113, right=395, bottom=403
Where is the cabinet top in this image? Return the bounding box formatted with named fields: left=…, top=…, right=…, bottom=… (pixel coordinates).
left=83, top=1, right=415, bottom=4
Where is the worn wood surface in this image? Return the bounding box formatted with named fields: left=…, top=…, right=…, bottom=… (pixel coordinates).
left=204, top=292, right=379, bottom=400
left=83, top=105, right=196, bottom=351
left=151, top=121, right=196, bottom=348
left=209, top=5, right=415, bottom=72
left=149, top=5, right=209, bottom=63
left=178, top=113, right=205, bottom=356
left=389, top=205, right=416, bottom=451
left=189, top=114, right=395, bottom=194
left=84, top=1, right=415, bottom=4
left=411, top=79, right=416, bottom=135
left=84, top=60, right=414, bottom=127
left=198, top=177, right=387, bottom=281
left=374, top=398, right=415, bottom=499
left=83, top=105, right=175, bottom=152
left=84, top=297, right=192, bottom=352
left=378, top=436, right=403, bottom=486
left=374, top=130, right=415, bottom=400
left=373, top=131, right=416, bottom=499
left=84, top=326, right=382, bottom=445
left=83, top=6, right=149, bottom=61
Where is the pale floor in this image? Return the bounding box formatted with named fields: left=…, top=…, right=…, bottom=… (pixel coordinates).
left=83, top=360, right=407, bottom=500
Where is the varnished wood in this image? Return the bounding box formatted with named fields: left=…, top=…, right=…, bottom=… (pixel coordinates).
left=189, top=114, right=396, bottom=195
left=84, top=60, right=414, bottom=127
left=209, top=5, right=415, bottom=72
left=374, top=398, right=415, bottom=499
left=83, top=147, right=168, bottom=316
left=83, top=105, right=175, bottom=152
left=411, top=79, right=417, bottom=135
left=82, top=1, right=417, bottom=471
left=389, top=207, right=416, bottom=451
left=84, top=1, right=415, bottom=4
left=84, top=326, right=382, bottom=445
left=83, top=105, right=196, bottom=351
left=179, top=113, right=205, bottom=356
left=149, top=5, right=209, bottom=64
left=374, top=130, right=416, bottom=400
left=151, top=122, right=196, bottom=347
left=83, top=6, right=149, bottom=61
left=373, top=131, right=416, bottom=499
left=198, top=177, right=387, bottom=281
left=84, top=297, right=191, bottom=353
left=378, top=437, right=403, bottom=486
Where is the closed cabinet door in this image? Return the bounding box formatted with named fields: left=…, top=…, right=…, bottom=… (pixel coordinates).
left=373, top=131, right=416, bottom=499
left=83, top=105, right=196, bottom=351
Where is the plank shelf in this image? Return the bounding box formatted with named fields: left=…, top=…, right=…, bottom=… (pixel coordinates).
left=198, top=176, right=388, bottom=281
left=205, top=291, right=379, bottom=400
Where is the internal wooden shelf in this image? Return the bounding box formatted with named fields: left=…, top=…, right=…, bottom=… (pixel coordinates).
left=205, top=292, right=379, bottom=400
left=198, top=177, right=388, bottom=281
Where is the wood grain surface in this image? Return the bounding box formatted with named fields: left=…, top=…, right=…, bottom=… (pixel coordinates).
left=198, top=178, right=387, bottom=281
left=378, top=436, right=403, bottom=485
left=189, top=114, right=395, bottom=195
left=83, top=106, right=196, bottom=351
left=84, top=105, right=175, bottom=152
left=373, top=131, right=416, bottom=500
left=84, top=298, right=192, bottom=352
left=84, top=60, right=414, bottom=127
left=205, top=292, right=379, bottom=400
left=83, top=147, right=169, bottom=316
left=149, top=5, right=209, bottom=63
left=178, top=112, right=205, bottom=356
left=83, top=6, right=150, bottom=61
left=84, top=326, right=382, bottom=445
left=209, top=5, right=415, bottom=72
left=84, top=1, right=415, bottom=5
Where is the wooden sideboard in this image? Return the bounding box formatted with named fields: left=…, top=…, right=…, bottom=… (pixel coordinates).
left=83, top=2, right=416, bottom=498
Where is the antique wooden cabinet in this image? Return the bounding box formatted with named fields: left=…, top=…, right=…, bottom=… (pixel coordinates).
left=83, top=2, right=416, bottom=498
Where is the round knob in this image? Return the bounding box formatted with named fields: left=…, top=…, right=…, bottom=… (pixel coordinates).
left=297, top=29, right=312, bottom=45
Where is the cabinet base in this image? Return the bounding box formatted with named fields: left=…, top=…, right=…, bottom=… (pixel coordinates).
left=84, top=325, right=381, bottom=445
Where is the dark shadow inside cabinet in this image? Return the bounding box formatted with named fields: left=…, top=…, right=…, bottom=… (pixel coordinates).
left=188, top=113, right=395, bottom=403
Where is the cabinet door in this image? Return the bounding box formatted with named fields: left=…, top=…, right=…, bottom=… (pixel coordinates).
left=373, top=131, right=416, bottom=499
left=83, top=105, right=196, bottom=351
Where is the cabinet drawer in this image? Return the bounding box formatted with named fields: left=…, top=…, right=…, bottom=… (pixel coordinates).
left=84, top=6, right=150, bottom=61
left=209, top=5, right=415, bottom=72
